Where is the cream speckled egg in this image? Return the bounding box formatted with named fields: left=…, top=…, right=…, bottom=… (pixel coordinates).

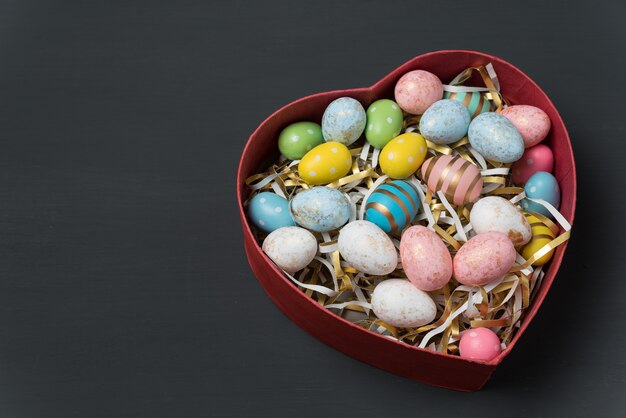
left=337, top=221, right=397, bottom=275
left=379, top=132, right=428, bottom=179
left=453, top=232, right=516, bottom=286
left=470, top=196, right=532, bottom=247
left=298, top=141, right=352, bottom=185
left=371, top=279, right=437, bottom=328
left=262, top=226, right=317, bottom=274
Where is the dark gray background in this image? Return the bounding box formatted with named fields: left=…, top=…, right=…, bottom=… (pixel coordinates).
left=0, top=0, right=623, bottom=417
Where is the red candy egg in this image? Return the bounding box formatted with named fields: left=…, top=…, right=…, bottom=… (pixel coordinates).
left=511, top=144, right=554, bottom=185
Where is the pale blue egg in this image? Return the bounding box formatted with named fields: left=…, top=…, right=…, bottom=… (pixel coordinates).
left=248, top=192, right=295, bottom=233
left=322, top=97, right=366, bottom=146
left=419, top=99, right=471, bottom=145
left=468, top=112, right=524, bottom=163
left=521, top=171, right=560, bottom=218
left=289, top=187, right=351, bottom=232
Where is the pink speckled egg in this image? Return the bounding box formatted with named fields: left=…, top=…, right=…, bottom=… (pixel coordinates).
left=459, top=327, right=502, bottom=362
left=511, top=144, right=554, bottom=185
left=453, top=232, right=516, bottom=286
left=394, top=70, right=443, bottom=115
left=400, top=226, right=452, bottom=291
left=501, top=105, right=551, bottom=148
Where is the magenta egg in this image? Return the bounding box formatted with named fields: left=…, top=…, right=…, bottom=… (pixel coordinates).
left=511, top=144, right=554, bottom=185
left=400, top=225, right=452, bottom=291
left=501, top=105, right=551, bottom=148
left=459, top=328, right=502, bottom=362
left=394, top=70, right=443, bottom=115
left=453, top=232, right=516, bottom=286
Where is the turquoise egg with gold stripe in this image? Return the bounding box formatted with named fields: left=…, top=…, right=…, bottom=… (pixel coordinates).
left=365, top=180, right=420, bottom=235
left=443, top=91, right=492, bottom=119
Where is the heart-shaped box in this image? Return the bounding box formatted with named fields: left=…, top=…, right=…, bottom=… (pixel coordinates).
left=237, top=50, right=576, bottom=391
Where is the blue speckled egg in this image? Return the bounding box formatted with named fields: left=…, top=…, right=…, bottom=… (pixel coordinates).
left=321, top=97, right=366, bottom=146
left=468, top=112, right=525, bottom=163
left=365, top=180, right=420, bottom=234
left=419, top=99, right=471, bottom=145
left=521, top=171, right=560, bottom=218
left=248, top=192, right=295, bottom=233
left=289, top=187, right=351, bottom=232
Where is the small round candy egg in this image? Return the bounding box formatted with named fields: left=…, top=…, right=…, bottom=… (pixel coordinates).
left=298, top=142, right=352, bottom=185
left=453, top=232, right=516, bottom=286
left=321, top=97, right=366, bottom=146
left=371, top=279, right=437, bottom=328
left=521, top=171, right=560, bottom=218
left=365, top=180, right=420, bottom=235
left=278, top=121, right=324, bottom=160
left=379, top=132, right=428, bottom=179
left=470, top=196, right=532, bottom=247
left=459, top=328, right=502, bottom=362
left=338, top=220, right=397, bottom=275
left=419, top=99, right=471, bottom=145
left=521, top=214, right=556, bottom=266
left=512, top=144, right=554, bottom=185
left=365, top=99, right=403, bottom=149
left=443, top=91, right=492, bottom=119
left=420, top=155, right=483, bottom=206
left=248, top=192, right=295, bottom=233
left=468, top=112, right=525, bottom=163
left=400, top=226, right=452, bottom=291
left=394, top=70, right=443, bottom=115
left=290, top=187, right=351, bottom=232
left=262, top=226, right=317, bottom=274
left=501, top=105, right=551, bottom=148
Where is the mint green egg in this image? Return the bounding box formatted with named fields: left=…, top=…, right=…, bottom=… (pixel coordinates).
left=444, top=91, right=492, bottom=119
left=365, top=99, right=404, bottom=149
left=278, top=122, right=324, bottom=160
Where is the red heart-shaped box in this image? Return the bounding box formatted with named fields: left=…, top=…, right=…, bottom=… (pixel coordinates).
left=237, top=50, right=576, bottom=391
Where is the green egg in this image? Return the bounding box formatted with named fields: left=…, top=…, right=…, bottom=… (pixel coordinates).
left=278, top=121, right=324, bottom=160
left=365, top=99, right=404, bottom=149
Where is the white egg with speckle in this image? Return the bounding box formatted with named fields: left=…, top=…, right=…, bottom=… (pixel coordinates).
left=470, top=196, right=532, bottom=247
left=338, top=221, right=397, bottom=275
left=371, top=279, right=437, bottom=328
left=262, top=226, right=317, bottom=274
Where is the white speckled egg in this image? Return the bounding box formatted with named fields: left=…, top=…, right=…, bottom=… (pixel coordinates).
left=469, top=196, right=532, bottom=247
left=337, top=220, right=397, bottom=275
left=468, top=112, right=525, bottom=163
left=371, top=279, right=437, bottom=328
left=262, top=226, right=317, bottom=274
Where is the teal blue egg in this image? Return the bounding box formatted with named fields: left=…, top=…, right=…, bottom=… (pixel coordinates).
left=468, top=112, right=524, bottom=163
left=521, top=171, right=560, bottom=218
left=248, top=192, right=295, bottom=233
left=419, top=99, right=471, bottom=145
left=365, top=180, right=420, bottom=234
left=289, top=187, right=351, bottom=232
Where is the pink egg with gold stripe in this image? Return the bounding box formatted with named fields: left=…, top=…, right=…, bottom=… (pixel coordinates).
left=420, top=155, right=483, bottom=206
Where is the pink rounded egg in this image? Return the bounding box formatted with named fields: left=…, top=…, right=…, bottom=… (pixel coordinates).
left=511, top=144, right=554, bottom=185
left=501, top=105, right=551, bottom=148
left=459, top=327, right=502, bottom=362
left=394, top=70, right=443, bottom=115
left=453, top=232, right=516, bottom=286
left=400, top=225, right=452, bottom=291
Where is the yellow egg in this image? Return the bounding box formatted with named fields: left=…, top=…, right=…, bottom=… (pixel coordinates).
left=379, top=132, right=428, bottom=179
left=298, top=141, right=352, bottom=185
left=521, top=214, right=556, bottom=266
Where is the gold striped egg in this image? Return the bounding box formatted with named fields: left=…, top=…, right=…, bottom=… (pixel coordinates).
left=521, top=214, right=556, bottom=266
left=420, top=155, right=482, bottom=206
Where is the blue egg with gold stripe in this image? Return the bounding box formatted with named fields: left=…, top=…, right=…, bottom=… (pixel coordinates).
left=365, top=180, right=420, bottom=235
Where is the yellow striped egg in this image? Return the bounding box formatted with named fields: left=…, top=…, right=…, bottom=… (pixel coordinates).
left=298, top=142, right=352, bottom=185
left=379, top=133, right=428, bottom=179
left=521, top=214, right=556, bottom=266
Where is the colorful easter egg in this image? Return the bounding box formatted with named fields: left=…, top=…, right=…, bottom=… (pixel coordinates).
left=521, top=171, right=560, bottom=218
left=521, top=214, right=556, bottom=266
left=278, top=121, right=324, bottom=160
left=420, top=155, right=483, bottom=206
left=248, top=192, right=295, bottom=233
left=394, top=70, right=443, bottom=115
left=364, top=99, right=403, bottom=149
left=365, top=180, right=420, bottom=234
left=419, top=99, right=471, bottom=145
left=459, top=328, right=502, bottom=362
left=453, top=232, right=516, bottom=286
left=443, top=91, right=492, bottom=119
left=262, top=226, right=317, bottom=274
left=298, top=142, right=352, bottom=185
left=371, top=279, right=437, bottom=328
left=470, top=196, right=531, bottom=247
left=289, top=187, right=351, bottom=232
left=400, top=225, right=452, bottom=291
left=468, top=112, right=525, bottom=163
left=338, top=220, right=397, bottom=275
left=321, top=97, right=366, bottom=146
left=512, top=144, right=554, bottom=185
left=501, top=105, right=551, bottom=148
left=379, top=132, right=428, bottom=179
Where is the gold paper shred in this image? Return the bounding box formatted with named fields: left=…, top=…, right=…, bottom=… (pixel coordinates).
left=482, top=176, right=507, bottom=185
left=491, top=187, right=525, bottom=196
left=471, top=319, right=510, bottom=328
